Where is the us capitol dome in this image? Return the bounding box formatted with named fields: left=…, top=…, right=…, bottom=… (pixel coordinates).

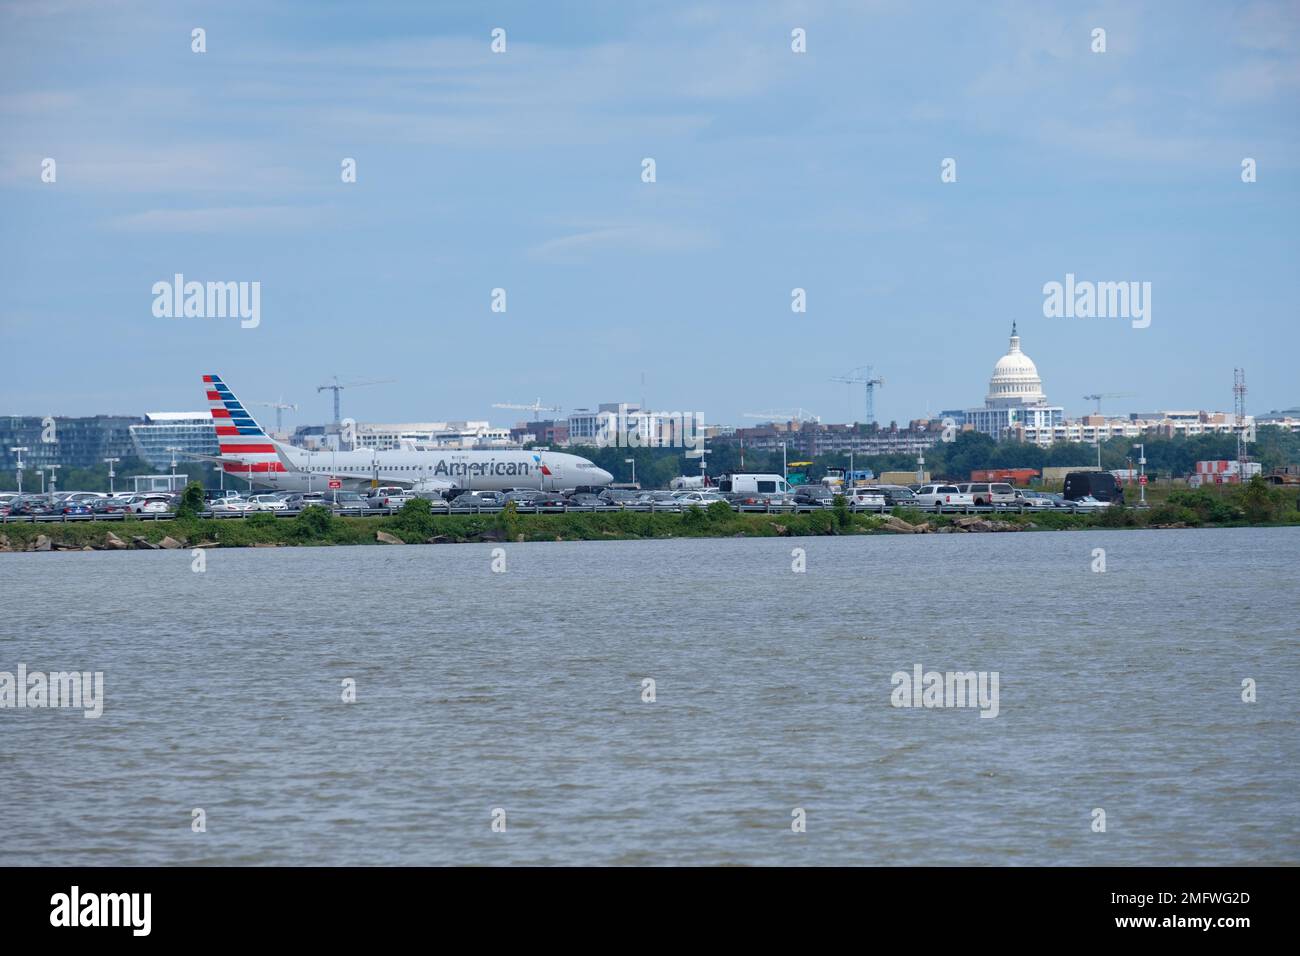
left=986, top=322, right=1046, bottom=408
left=961, top=323, right=1064, bottom=439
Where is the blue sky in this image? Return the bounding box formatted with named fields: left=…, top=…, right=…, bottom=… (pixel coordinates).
left=2, top=0, right=1297, bottom=428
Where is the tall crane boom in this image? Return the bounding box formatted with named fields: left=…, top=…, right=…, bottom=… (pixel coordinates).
left=253, top=397, right=298, bottom=434
left=317, top=377, right=396, bottom=424
left=1082, top=392, right=1137, bottom=414
left=492, top=398, right=563, bottom=421
left=830, top=366, right=885, bottom=426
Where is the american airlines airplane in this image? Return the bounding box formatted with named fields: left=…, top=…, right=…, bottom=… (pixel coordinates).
left=201, top=374, right=613, bottom=493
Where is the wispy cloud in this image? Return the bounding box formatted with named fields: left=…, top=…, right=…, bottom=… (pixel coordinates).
left=107, top=205, right=325, bottom=233
left=528, top=223, right=717, bottom=263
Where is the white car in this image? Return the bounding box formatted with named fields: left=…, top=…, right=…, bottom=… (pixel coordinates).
left=246, top=494, right=289, bottom=512
left=956, top=482, right=1019, bottom=506
left=367, top=492, right=415, bottom=510
left=845, top=488, right=888, bottom=508
left=674, top=491, right=728, bottom=506
left=913, top=484, right=976, bottom=511
left=209, top=497, right=255, bottom=515
left=125, top=494, right=174, bottom=514
left=1069, top=495, right=1113, bottom=510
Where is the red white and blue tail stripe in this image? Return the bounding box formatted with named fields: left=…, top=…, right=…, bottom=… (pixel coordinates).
left=203, top=374, right=286, bottom=474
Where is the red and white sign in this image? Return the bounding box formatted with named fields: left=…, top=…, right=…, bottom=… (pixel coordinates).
left=1139, top=475, right=1147, bottom=485
left=328, top=479, right=342, bottom=489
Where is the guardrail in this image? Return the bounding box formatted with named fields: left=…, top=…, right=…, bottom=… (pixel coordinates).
left=1, top=501, right=1132, bottom=523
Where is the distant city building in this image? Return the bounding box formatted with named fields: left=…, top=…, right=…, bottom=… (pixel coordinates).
left=357, top=421, right=513, bottom=450
left=964, top=325, right=1065, bottom=439
left=566, top=403, right=711, bottom=449
left=723, top=420, right=940, bottom=457
left=0, top=415, right=140, bottom=471
left=129, top=412, right=218, bottom=470
left=511, top=419, right=569, bottom=447
left=1015, top=411, right=1262, bottom=444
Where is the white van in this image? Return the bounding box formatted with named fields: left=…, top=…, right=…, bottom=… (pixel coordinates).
left=717, top=474, right=793, bottom=495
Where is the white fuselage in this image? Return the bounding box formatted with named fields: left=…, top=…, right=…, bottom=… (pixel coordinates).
left=238, top=444, right=613, bottom=494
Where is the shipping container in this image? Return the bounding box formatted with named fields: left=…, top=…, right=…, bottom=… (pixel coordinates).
left=970, top=468, right=1039, bottom=485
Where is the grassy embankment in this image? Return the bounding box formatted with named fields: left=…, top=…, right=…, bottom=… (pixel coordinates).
left=2, top=481, right=1297, bottom=552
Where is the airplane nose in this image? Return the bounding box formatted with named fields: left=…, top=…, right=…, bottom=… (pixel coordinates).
left=598, top=469, right=613, bottom=484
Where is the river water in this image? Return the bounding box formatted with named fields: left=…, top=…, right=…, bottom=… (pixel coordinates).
left=2, top=527, right=1297, bottom=865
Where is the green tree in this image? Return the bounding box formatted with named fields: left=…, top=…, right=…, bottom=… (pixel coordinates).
left=1240, top=475, right=1281, bottom=524
left=175, top=481, right=206, bottom=518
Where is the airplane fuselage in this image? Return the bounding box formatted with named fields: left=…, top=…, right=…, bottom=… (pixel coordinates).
left=237, top=445, right=612, bottom=494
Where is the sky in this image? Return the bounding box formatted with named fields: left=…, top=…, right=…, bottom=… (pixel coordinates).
left=1, top=0, right=1297, bottom=430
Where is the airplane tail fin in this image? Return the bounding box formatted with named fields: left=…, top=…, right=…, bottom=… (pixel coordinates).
left=203, top=374, right=293, bottom=475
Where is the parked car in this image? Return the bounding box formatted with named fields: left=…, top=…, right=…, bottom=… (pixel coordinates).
left=1069, top=495, right=1113, bottom=510
left=125, top=494, right=174, bottom=514
left=873, top=485, right=919, bottom=506
left=503, top=490, right=543, bottom=506
left=366, top=491, right=414, bottom=510
left=209, top=497, right=255, bottom=515
left=246, top=494, right=289, bottom=512
left=794, top=486, right=837, bottom=507
left=8, top=496, right=55, bottom=516
left=599, top=489, right=642, bottom=505
left=845, top=488, right=888, bottom=508
left=54, top=500, right=94, bottom=516
left=450, top=491, right=504, bottom=508
left=1018, top=490, right=1070, bottom=509
left=913, top=484, right=976, bottom=511
left=65, top=492, right=107, bottom=504
left=284, top=493, right=329, bottom=510
left=330, top=492, right=369, bottom=513
left=449, top=492, right=502, bottom=511
left=675, top=491, right=729, bottom=506
left=956, top=482, right=1019, bottom=506
left=565, top=493, right=610, bottom=509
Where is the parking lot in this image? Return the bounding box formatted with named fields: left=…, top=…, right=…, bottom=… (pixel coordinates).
left=0, top=486, right=1125, bottom=523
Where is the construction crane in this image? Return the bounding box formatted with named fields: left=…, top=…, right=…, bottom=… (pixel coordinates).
left=830, top=366, right=885, bottom=426
left=317, top=376, right=396, bottom=424
left=1082, top=392, right=1137, bottom=414
left=253, top=397, right=298, bottom=434
left=492, top=399, right=563, bottom=421
left=743, top=409, right=820, bottom=424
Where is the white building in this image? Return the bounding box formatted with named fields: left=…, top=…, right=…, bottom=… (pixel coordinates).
left=129, top=412, right=217, bottom=470
left=359, top=421, right=515, bottom=450
left=965, top=325, right=1065, bottom=439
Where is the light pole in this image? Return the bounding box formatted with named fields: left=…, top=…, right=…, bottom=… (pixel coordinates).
left=1133, top=443, right=1146, bottom=506
left=780, top=441, right=787, bottom=480
left=104, top=457, right=120, bottom=495
left=47, top=463, right=61, bottom=502
left=10, top=446, right=27, bottom=494
left=625, top=457, right=635, bottom=486
left=38, top=468, right=46, bottom=494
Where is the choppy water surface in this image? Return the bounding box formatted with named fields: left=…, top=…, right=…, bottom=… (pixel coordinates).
left=2, top=527, right=1297, bottom=865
